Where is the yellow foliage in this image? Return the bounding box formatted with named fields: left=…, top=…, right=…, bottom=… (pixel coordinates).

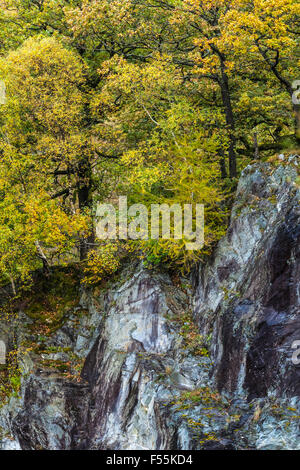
left=82, top=243, right=120, bottom=286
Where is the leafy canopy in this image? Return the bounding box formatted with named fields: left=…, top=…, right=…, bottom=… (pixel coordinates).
left=0, top=0, right=298, bottom=289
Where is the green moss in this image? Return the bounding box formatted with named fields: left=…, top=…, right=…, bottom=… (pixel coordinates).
left=268, top=195, right=277, bottom=204
left=171, top=311, right=211, bottom=357
left=38, top=350, right=85, bottom=381
left=176, top=387, right=224, bottom=409
left=0, top=350, right=22, bottom=406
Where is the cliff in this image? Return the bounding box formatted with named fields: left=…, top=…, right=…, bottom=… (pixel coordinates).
left=0, top=156, right=299, bottom=450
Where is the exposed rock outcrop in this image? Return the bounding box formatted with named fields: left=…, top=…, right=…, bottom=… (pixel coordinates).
left=194, top=161, right=300, bottom=399
left=0, top=158, right=299, bottom=450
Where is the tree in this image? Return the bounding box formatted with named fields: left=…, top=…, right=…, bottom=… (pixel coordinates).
left=67, top=0, right=240, bottom=177
left=223, top=0, right=300, bottom=144
left=0, top=0, right=298, bottom=284
left=93, top=56, right=228, bottom=268
left=0, top=36, right=120, bottom=290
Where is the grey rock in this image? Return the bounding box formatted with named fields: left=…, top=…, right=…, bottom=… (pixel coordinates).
left=0, top=160, right=299, bottom=449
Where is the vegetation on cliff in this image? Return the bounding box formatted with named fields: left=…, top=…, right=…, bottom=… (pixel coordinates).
left=0, top=0, right=298, bottom=292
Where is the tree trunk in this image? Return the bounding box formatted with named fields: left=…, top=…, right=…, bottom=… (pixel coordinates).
left=35, top=240, right=51, bottom=274
left=293, top=103, right=300, bottom=143
left=219, top=150, right=228, bottom=179
left=9, top=274, right=16, bottom=297
left=253, top=133, right=259, bottom=159
left=219, top=62, right=237, bottom=178
left=256, top=47, right=300, bottom=145
left=77, top=159, right=94, bottom=261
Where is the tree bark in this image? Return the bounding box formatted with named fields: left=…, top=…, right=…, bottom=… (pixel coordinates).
left=35, top=240, right=51, bottom=274
left=77, top=159, right=94, bottom=261
left=219, top=61, right=237, bottom=178
left=294, top=103, right=300, bottom=143
left=256, top=44, right=300, bottom=144
left=219, top=150, right=228, bottom=179
left=253, top=133, right=259, bottom=159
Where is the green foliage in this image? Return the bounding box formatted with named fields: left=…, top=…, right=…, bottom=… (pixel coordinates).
left=0, top=349, right=22, bottom=405
left=82, top=243, right=121, bottom=286
left=173, top=311, right=211, bottom=357
left=177, top=387, right=223, bottom=408
left=0, top=0, right=298, bottom=284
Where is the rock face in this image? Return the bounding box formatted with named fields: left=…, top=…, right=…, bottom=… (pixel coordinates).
left=194, top=161, right=300, bottom=399
left=0, top=159, right=299, bottom=450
